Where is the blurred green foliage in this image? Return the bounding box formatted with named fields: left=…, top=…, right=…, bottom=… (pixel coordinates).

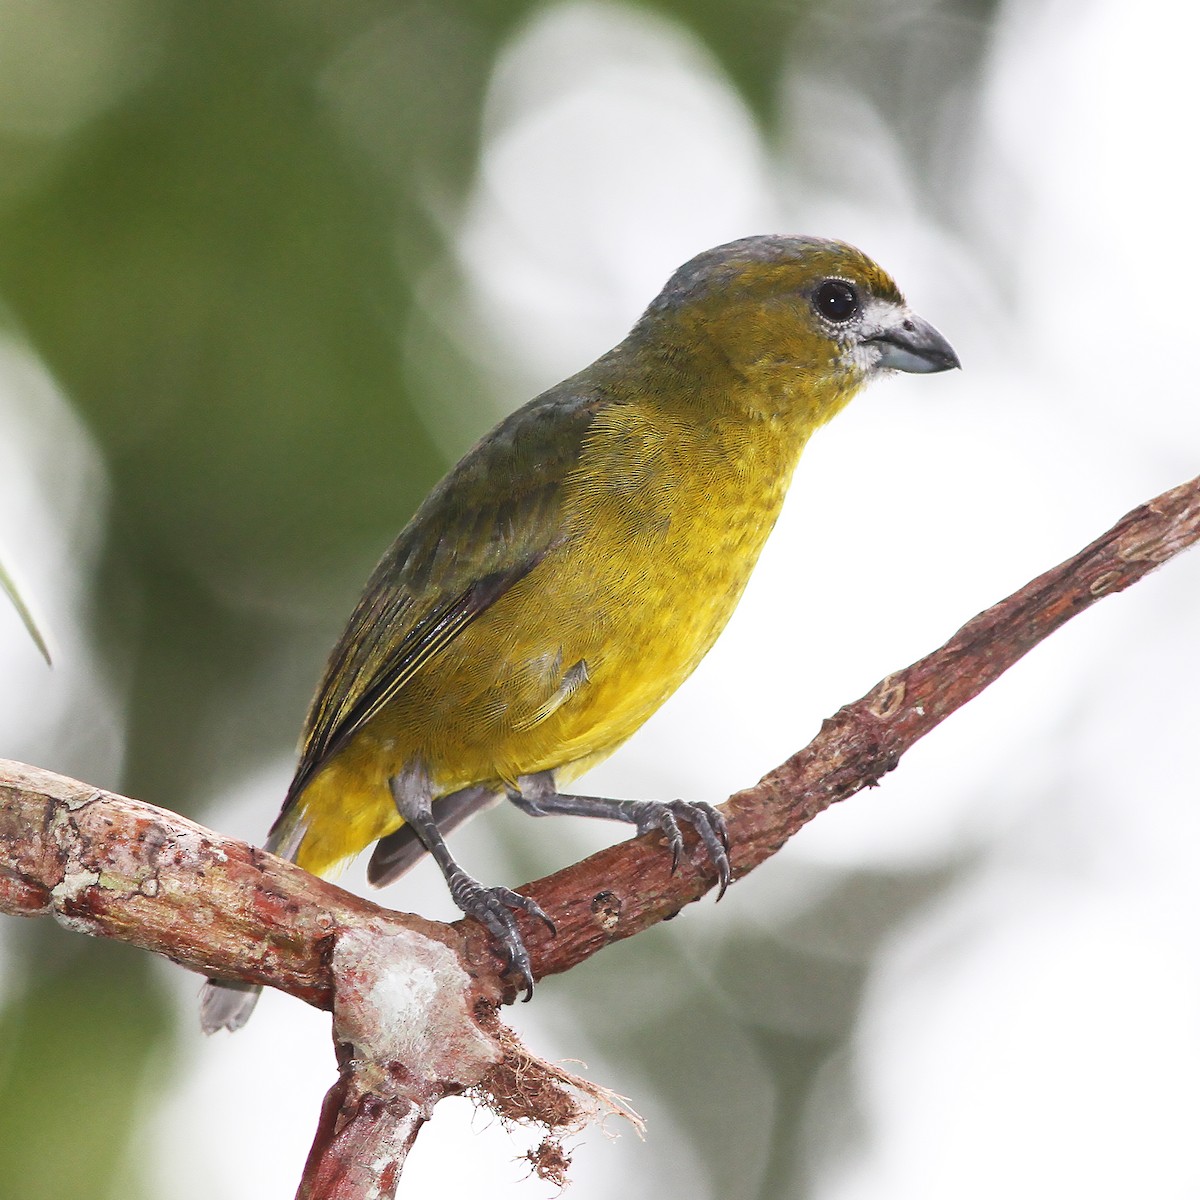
left=0, top=1, right=996, bottom=1195
left=0, top=935, right=169, bottom=1200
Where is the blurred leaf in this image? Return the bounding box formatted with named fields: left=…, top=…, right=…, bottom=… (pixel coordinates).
left=0, top=554, right=51, bottom=664
left=0, top=933, right=173, bottom=1200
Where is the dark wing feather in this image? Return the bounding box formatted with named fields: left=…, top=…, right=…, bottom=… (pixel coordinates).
left=293, top=562, right=541, bottom=797
left=277, top=384, right=609, bottom=816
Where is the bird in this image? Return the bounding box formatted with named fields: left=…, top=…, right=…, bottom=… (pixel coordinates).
left=200, top=234, right=958, bottom=1032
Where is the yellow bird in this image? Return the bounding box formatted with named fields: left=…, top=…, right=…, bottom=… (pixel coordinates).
left=201, top=235, right=957, bottom=1031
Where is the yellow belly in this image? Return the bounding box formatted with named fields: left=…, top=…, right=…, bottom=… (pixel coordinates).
left=293, top=403, right=811, bottom=877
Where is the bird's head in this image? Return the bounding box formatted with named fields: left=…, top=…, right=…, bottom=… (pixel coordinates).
left=632, top=234, right=958, bottom=426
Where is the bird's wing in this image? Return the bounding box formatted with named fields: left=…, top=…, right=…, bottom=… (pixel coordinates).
left=280, top=386, right=607, bottom=811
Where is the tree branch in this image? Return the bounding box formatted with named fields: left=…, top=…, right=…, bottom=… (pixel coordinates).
left=2, top=472, right=1197, bottom=1197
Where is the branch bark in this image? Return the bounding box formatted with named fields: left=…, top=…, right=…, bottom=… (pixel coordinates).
left=2, top=472, right=1198, bottom=1197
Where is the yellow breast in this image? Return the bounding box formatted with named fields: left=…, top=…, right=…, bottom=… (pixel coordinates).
left=480, top=399, right=812, bottom=781
left=293, top=394, right=822, bottom=874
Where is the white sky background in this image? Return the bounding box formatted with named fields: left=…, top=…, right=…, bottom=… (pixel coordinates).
left=2, top=0, right=1198, bottom=1195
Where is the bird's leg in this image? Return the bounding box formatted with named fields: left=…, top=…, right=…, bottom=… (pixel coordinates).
left=508, top=771, right=732, bottom=898
left=368, top=784, right=501, bottom=888
left=388, top=771, right=554, bottom=999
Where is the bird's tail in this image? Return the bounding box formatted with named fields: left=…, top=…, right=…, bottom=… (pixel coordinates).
left=198, top=975, right=262, bottom=1035
left=198, top=801, right=309, bottom=1034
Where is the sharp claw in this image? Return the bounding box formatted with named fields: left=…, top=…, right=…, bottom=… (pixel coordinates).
left=495, top=918, right=536, bottom=1000
left=629, top=798, right=732, bottom=896
left=450, top=879, right=557, bottom=1000
left=710, top=806, right=731, bottom=854
left=521, top=894, right=557, bottom=937
left=714, top=855, right=730, bottom=901
left=669, top=800, right=732, bottom=898
left=694, top=803, right=732, bottom=899
left=665, top=812, right=684, bottom=872
left=508, top=954, right=535, bottom=1001
left=539, top=913, right=558, bottom=937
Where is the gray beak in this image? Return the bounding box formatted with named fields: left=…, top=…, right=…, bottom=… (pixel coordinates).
left=868, top=312, right=960, bottom=374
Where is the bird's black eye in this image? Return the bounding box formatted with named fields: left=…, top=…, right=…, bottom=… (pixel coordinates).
left=813, top=279, right=860, bottom=323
